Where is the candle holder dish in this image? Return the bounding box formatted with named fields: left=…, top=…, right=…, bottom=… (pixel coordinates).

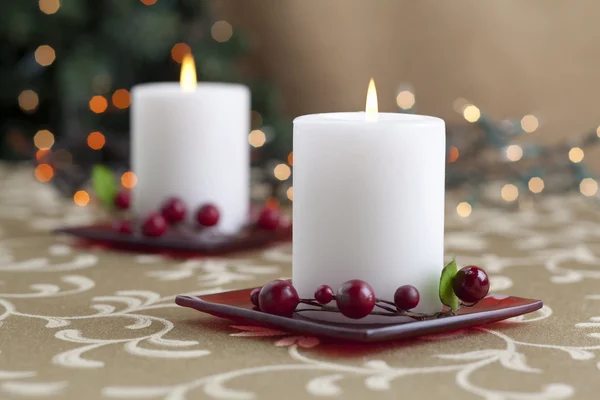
left=54, top=223, right=291, bottom=255
left=175, top=288, right=542, bottom=342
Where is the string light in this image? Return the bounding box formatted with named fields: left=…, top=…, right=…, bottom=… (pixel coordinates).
left=73, top=190, right=90, bottom=206
left=448, top=146, right=459, bottom=163
left=35, top=45, right=56, bottom=66
left=501, top=184, right=519, bottom=202
left=520, top=115, right=539, bottom=133
left=121, top=172, right=138, bottom=189
left=33, top=129, right=54, bottom=149
left=273, top=164, right=291, bottom=181
left=18, top=90, right=39, bottom=112
left=396, top=90, right=415, bottom=110
left=568, top=147, right=584, bottom=163
left=211, top=21, right=233, bottom=43
left=505, top=144, right=523, bottom=162
left=39, top=0, right=60, bottom=14
left=528, top=177, right=544, bottom=193
left=286, top=187, right=293, bottom=201
left=89, top=96, right=108, bottom=113
left=34, top=164, right=54, bottom=182
left=171, top=43, right=191, bottom=64
left=463, top=105, right=481, bottom=123
left=580, top=178, right=598, bottom=197
left=456, top=202, right=472, bottom=217
left=87, top=132, right=105, bottom=150
left=112, top=89, right=131, bottom=109
left=248, top=129, right=266, bottom=147
left=287, top=152, right=293, bottom=165
left=140, top=0, right=157, bottom=5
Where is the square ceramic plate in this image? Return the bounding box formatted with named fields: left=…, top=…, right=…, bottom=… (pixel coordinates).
left=175, top=287, right=543, bottom=342
left=55, top=224, right=291, bottom=255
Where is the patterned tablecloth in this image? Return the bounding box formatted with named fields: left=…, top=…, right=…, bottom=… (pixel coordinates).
left=1, top=164, right=600, bottom=399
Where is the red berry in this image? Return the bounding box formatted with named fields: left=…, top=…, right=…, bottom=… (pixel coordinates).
left=452, top=266, right=490, bottom=303
left=258, top=280, right=299, bottom=317
left=314, top=285, right=334, bottom=304
left=394, top=285, right=420, bottom=310
left=250, top=287, right=261, bottom=307
left=113, top=220, right=133, bottom=235
left=336, top=280, right=375, bottom=319
left=196, top=204, right=220, bottom=227
left=142, top=212, right=168, bottom=237
left=114, top=190, right=131, bottom=209
left=161, top=197, right=187, bottom=224
left=257, top=207, right=280, bottom=230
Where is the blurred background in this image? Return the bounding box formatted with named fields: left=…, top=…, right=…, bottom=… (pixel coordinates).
left=3, top=0, right=600, bottom=213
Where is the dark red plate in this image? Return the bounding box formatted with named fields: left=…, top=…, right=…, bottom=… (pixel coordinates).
left=175, top=288, right=543, bottom=342
left=55, top=224, right=291, bottom=255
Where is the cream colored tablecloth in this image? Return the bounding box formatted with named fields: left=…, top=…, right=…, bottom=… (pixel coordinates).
left=1, top=164, right=600, bottom=399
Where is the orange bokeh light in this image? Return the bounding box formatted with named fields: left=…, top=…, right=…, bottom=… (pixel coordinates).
left=171, top=43, right=191, bottom=64
left=34, top=164, right=54, bottom=182
left=121, top=171, right=138, bottom=189
left=89, top=96, right=108, bottom=113
left=448, top=146, right=459, bottom=163
left=112, top=89, right=131, bottom=109
left=287, top=152, right=293, bottom=166
left=36, top=149, right=51, bottom=161
left=73, top=190, right=90, bottom=206
left=265, top=197, right=280, bottom=210
left=87, top=131, right=106, bottom=150
left=140, top=0, right=157, bottom=5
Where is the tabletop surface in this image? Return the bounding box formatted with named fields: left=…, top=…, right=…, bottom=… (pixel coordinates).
left=1, top=164, right=600, bottom=399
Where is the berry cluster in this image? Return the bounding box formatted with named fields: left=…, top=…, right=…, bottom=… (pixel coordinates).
left=111, top=189, right=283, bottom=237
left=250, top=265, right=490, bottom=320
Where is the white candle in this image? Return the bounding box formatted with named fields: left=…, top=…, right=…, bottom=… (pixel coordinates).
left=131, top=56, right=250, bottom=234
left=292, top=81, right=445, bottom=323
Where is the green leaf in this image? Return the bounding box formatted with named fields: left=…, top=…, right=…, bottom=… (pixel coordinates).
left=91, top=165, right=117, bottom=209
left=439, top=257, right=459, bottom=310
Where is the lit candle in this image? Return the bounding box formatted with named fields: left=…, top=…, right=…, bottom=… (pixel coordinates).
left=292, top=79, right=446, bottom=323
left=131, top=55, right=250, bottom=233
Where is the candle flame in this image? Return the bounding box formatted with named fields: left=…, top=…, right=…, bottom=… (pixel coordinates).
left=365, top=78, right=378, bottom=121
left=180, top=53, right=197, bottom=92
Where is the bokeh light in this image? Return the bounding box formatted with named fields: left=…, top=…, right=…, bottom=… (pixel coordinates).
left=18, top=90, right=39, bottom=112
left=121, top=171, right=138, bottom=189
left=273, top=164, right=291, bottom=181
left=140, top=0, right=158, bottom=5
left=89, top=95, right=108, bottom=113
left=448, top=146, right=459, bottom=163
left=520, top=115, right=539, bottom=133
left=528, top=177, right=545, bottom=193
left=568, top=147, right=584, bottom=163
left=463, top=105, right=481, bottom=123
left=171, top=42, right=191, bottom=64
left=211, top=21, right=233, bottom=43
left=580, top=178, right=598, bottom=197
left=597, top=126, right=600, bottom=138
left=266, top=197, right=280, bottom=209
left=505, top=144, right=523, bottom=162
left=286, top=187, right=293, bottom=201
left=34, top=164, right=54, bottom=182
left=35, top=45, right=56, bottom=66
left=112, top=89, right=131, bottom=109
left=251, top=110, right=262, bottom=128
left=287, top=152, right=293, bottom=166
left=87, top=131, right=105, bottom=150
left=73, top=190, right=90, bottom=206
left=35, top=149, right=51, bottom=162
left=396, top=90, right=415, bottom=110
left=501, top=184, right=519, bottom=202
left=34, top=129, right=54, bottom=149
left=456, top=202, right=472, bottom=217
left=248, top=129, right=266, bottom=147
left=39, top=0, right=60, bottom=14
